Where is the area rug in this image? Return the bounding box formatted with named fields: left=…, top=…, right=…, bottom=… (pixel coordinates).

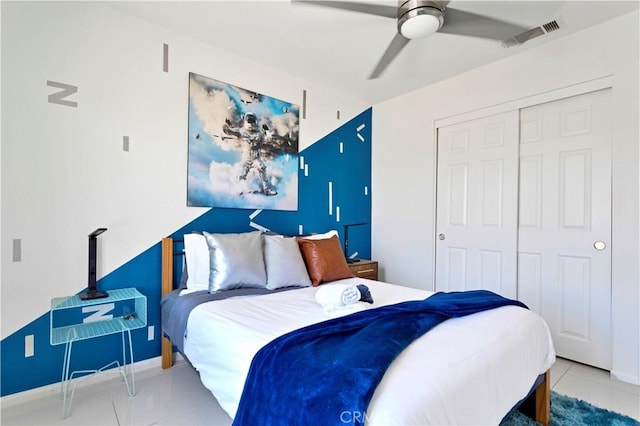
left=502, top=391, right=639, bottom=426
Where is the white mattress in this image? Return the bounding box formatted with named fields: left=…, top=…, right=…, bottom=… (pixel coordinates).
left=183, top=278, right=556, bottom=425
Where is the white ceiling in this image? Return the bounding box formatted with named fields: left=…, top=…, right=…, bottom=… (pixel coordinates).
left=105, top=1, right=639, bottom=104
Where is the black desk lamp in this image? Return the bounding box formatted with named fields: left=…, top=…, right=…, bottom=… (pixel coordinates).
left=343, top=222, right=368, bottom=264
left=80, top=228, right=109, bottom=300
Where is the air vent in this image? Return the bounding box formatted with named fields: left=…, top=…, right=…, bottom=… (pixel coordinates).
left=542, top=20, right=560, bottom=33
left=502, top=20, right=561, bottom=48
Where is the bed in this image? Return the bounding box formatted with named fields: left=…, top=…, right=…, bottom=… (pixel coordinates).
left=160, top=232, right=555, bottom=425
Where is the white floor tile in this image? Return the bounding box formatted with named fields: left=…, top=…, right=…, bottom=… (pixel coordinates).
left=157, top=401, right=232, bottom=426
left=549, top=356, right=572, bottom=387
left=567, top=362, right=640, bottom=395
left=3, top=358, right=639, bottom=425
left=1, top=386, right=119, bottom=426
left=553, top=363, right=640, bottom=421
left=552, top=357, right=573, bottom=373
left=111, top=363, right=217, bottom=426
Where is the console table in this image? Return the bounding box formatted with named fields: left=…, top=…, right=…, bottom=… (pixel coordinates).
left=50, top=288, right=147, bottom=418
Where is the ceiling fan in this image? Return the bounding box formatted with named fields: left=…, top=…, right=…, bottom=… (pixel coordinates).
left=294, top=0, right=528, bottom=79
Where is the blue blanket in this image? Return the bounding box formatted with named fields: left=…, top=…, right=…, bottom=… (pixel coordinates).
left=232, top=290, right=527, bottom=426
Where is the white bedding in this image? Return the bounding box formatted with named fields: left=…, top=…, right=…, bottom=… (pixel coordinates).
left=183, top=278, right=556, bottom=425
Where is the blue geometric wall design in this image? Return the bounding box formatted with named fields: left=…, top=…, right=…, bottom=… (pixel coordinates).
left=0, top=108, right=372, bottom=396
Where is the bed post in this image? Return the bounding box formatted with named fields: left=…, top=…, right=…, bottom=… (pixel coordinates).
left=161, top=237, right=174, bottom=369
left=518, top=369, right=550, bottom=425
left=535, top=369, right=551, bottom=426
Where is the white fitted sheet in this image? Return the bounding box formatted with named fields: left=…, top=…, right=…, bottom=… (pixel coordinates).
left=183, top=278, right=556, bottom=425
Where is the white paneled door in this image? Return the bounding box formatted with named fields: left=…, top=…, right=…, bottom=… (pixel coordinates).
left=435, top=111, right=520, bottom=299
left=518, top=89, right=612, bottom=370
left=435, top=89, right=612, bottom=370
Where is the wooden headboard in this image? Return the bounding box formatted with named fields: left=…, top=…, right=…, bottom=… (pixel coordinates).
left=161, top=237, right=176, bottom=369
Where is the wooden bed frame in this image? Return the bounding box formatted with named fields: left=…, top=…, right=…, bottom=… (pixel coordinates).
left=159, top=237, right=550, bottom=425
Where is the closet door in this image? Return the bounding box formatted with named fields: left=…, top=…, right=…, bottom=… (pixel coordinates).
left=435, top=111, right=519, bottom=298
left=518, top=89, right=612, bottom=370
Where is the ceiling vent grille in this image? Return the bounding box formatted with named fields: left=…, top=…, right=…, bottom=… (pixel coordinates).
left=542, top=20, right=561, bottom=33
left=502, top=20, right=561, bottom=48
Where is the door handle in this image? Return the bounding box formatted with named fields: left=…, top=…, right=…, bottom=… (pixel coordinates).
left=438, top=233, right=445, bottom=241
left=593, top=241, right=606, bottom=250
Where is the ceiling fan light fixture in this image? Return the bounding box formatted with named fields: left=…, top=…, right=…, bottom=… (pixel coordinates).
left=398, top=6, right=443, bottom=39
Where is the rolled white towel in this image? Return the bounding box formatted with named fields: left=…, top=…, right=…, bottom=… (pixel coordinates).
left=315, top=284, right=361, bottom=309
left=315, top=284, right=366, bottom=318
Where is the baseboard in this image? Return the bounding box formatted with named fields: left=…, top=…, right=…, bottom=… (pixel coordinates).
left=0, top=355, right=173, bottom=409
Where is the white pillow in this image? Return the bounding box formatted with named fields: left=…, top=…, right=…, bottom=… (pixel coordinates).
left=263, top=235, right=312, bottom=290
left=183, top=233, right=210, bottom=292
left=203, top=231, right=267, bottom=292
left=301, top=230, right=338, bottom=240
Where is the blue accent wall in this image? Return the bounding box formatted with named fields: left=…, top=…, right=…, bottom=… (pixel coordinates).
left=0, top=108, right=372, bottom=397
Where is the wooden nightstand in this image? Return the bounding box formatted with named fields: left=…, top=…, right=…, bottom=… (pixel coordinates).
left=348, top=260, right=378, bottom=280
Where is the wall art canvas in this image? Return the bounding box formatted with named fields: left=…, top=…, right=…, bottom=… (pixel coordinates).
left=187, top=72, right=300, bottom=210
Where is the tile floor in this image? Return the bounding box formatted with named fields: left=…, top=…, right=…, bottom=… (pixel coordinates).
left=1, top=357, right=638, bottom=425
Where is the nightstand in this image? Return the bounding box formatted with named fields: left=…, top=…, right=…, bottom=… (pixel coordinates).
left=50, top=288, right=147, bottom=418
left=348, top=260, right=378, bottom=280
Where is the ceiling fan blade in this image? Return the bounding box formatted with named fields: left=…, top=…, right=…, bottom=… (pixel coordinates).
left=369, top=33, right=411, bottom=79
left=439, top=8, right=529, bottom=41
left=291, top=0, right=397, bottom=19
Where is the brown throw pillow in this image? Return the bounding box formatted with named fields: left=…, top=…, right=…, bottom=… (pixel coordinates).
left=297, top=235, right=352, bottom=286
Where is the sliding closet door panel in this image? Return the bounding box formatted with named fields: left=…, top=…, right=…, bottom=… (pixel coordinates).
left=519, top=156, right=543, bottom=228
left=518, top=89, right=612, bottom=370
left=518, top=252, right=542, bottom=312
left=435, top=111, right=519, bottom=298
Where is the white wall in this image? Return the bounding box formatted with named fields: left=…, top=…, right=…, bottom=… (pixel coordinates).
left=372, top=11, right=639, bottom=384
left=0, top=1, right=367, bottom=338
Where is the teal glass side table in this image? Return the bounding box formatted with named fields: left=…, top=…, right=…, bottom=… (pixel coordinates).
left=50, top=288, right=147, bottom=418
